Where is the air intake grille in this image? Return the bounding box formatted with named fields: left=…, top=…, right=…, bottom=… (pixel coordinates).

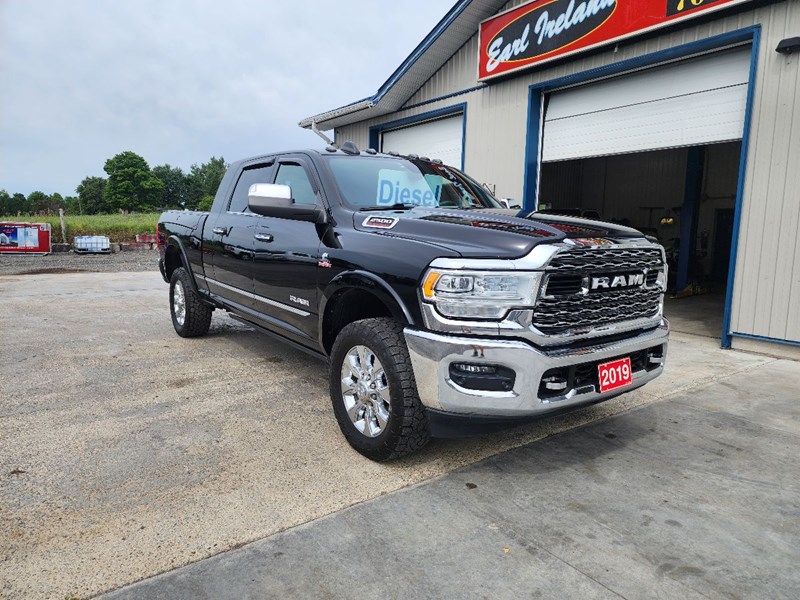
left=534, top=247, right=664, bottom=335
left=546, top=247, right=663, bottom=272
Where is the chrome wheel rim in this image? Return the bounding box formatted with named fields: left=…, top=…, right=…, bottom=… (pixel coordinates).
left=173, top=281, right=186, bottom=327
left=340, top=345, right=390, bottom=438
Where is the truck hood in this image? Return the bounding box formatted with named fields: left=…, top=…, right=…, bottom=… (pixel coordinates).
left=353, top=208, right=644, bottom=259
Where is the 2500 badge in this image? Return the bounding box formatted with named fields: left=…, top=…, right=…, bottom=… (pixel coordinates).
left=485, top=0, right=616, bottom=73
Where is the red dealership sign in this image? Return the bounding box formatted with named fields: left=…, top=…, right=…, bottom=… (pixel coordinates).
left=478, top=0, right=753, bottom=81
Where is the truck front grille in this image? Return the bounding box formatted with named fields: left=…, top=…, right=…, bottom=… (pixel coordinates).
left=546, top=247, right=664, bottom=272
left=534, top=247, right=665, bottom=335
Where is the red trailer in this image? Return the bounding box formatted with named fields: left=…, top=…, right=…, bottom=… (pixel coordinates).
left=0, top=222, right=52, bottom=254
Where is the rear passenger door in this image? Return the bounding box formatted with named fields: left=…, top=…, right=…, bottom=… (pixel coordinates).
left=205, top=161, right=274, bottom=312
left=251, top=156, right=323, bottom=345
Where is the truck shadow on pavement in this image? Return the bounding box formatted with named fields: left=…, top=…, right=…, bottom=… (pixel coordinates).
left=204, top=312, right=650, bottom=471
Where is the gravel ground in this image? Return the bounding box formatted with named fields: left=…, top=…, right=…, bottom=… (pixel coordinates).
left=0, top=271, right=775, bottom=599
left=0, top=250, right=159, bottom=276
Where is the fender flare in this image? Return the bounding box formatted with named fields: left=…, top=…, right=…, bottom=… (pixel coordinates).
left=165, top=235, right=202, bottom=295
left=318, top=270, right=416, bottom=344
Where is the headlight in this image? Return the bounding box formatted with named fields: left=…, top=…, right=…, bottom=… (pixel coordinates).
left=421, top=269, right=543, bottom=319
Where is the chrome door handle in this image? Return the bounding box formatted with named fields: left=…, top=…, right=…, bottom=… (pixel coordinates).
left=212, top=227, right=227, bottom=235
left=254, top=233, right=274, bottom=243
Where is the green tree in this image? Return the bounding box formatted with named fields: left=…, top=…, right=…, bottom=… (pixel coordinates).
left=152, top=164, right=188, bottom=208
left=10, top=193, right=28, bottom=215
left=0, top=190, right=10, bottom=215
left=196, top=195, right=215, bottom=211
left=64, top=195, right=82, bottom=214
left=187, top=156, right=226, bottom=209
left=76, top=176, right=109, bottom=214
left=51, top=193, right=65, bottom=213
left=103, top=151, right=164, bottom=212
left=27, top=191, right=50, bottom=213
left=26, top=191, right=66, bottom=214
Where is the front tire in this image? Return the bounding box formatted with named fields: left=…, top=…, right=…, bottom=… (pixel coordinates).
left=170, top=267, right=213, bottom=338
left=329, top=318, right=430, bottom=461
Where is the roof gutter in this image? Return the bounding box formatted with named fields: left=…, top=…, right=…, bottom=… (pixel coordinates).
left=299, top=98, right=374, bottom=129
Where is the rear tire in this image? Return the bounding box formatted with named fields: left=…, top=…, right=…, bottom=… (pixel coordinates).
left=329, top=318, right=430, bottom=461
left=170, top=267, right=212, bottom=338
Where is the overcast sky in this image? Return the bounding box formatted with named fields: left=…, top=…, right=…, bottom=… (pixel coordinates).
left=0, top=0, right=454, bottom=196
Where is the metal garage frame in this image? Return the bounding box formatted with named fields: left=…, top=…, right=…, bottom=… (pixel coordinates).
left=368, top=103, right=468, bottom=170
left=521, top=26, right=761, bottom=349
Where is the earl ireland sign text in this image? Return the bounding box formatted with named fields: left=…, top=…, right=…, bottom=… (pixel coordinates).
left=478, top=0, right=753, bottom=81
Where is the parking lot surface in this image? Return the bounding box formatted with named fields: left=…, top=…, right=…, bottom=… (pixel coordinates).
left=103, top=357, right=800, bottom=600
left=0, top=271, right=794, bottom=599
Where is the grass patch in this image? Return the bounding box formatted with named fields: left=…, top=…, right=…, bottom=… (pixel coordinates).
left=0, top=213, right=159, bottom=243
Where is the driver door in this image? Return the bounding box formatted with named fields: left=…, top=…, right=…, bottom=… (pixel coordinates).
left=251, top=156, right=324, bottom=346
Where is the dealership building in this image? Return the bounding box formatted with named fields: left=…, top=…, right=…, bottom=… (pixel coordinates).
left=301, top=0, right=800, bottom=357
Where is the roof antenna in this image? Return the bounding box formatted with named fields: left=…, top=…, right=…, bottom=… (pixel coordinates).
left=311, top=121, right=335, bottom=146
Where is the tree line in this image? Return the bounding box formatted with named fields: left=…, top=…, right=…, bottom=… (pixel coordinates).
left=0, top=151, right=228, bottom=216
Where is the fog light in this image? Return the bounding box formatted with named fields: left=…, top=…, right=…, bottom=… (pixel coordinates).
left=452, top=363, right=497, bottom=374
left=542, top=375, right=568, bottom=391
left=647, top=345, right=665, bottom=369
left=448, top=363, right=515, bottom=392
left=538, top=367, right=571, bottom=399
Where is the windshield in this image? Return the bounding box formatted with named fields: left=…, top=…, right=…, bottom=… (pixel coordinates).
left=326, top=156, right=502, bottom=210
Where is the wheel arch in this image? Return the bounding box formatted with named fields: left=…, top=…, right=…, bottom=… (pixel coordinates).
left=320, top=271, right=415, bottom=355
left=164, top=236, right=201, bottom=295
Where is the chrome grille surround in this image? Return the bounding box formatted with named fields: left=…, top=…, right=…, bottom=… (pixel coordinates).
left=422, top=239, right=667, bottom=346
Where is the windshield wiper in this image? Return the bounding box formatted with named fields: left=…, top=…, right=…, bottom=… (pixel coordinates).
left=358, top=203, right=416, bottom=212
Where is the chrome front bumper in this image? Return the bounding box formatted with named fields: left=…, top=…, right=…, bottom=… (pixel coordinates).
left=404, top=319, right=669, bottom=418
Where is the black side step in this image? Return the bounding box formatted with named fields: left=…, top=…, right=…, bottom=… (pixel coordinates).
left=228, top=314, right=328, bottom=364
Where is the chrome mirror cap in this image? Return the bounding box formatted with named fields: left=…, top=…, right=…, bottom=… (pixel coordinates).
left=248, top=183, right=292, bottom=213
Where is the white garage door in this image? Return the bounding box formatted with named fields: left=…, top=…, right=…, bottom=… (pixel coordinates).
left=542, top=47, right=751, bottom=162
left=381, top=114, right=464, bottom=168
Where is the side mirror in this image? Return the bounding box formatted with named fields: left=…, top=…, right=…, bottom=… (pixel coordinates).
left=248, top=183, right=326, bottom=224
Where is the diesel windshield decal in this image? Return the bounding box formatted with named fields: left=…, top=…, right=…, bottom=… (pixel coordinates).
left=362, top=216, right=399, bottom=229
left=376, top=169, right=442, bottom=207
left=478, top=0, right=752, bottom=81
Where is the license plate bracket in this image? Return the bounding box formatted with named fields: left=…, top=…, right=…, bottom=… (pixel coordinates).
left=597, top=357, right=633, bottom=393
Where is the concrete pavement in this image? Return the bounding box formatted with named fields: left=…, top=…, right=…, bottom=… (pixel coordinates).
left=0, top=271, right=795, bottom=599
left=102, top=357, right=800, bottom=600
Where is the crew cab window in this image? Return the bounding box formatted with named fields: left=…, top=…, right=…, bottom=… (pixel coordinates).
left=228, top=164, right=273, bottom=213
left=275, top=163, right=316, bottom=205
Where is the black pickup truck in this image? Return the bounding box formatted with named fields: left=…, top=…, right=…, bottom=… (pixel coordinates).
left=157, top=143, right=669, bottom=460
